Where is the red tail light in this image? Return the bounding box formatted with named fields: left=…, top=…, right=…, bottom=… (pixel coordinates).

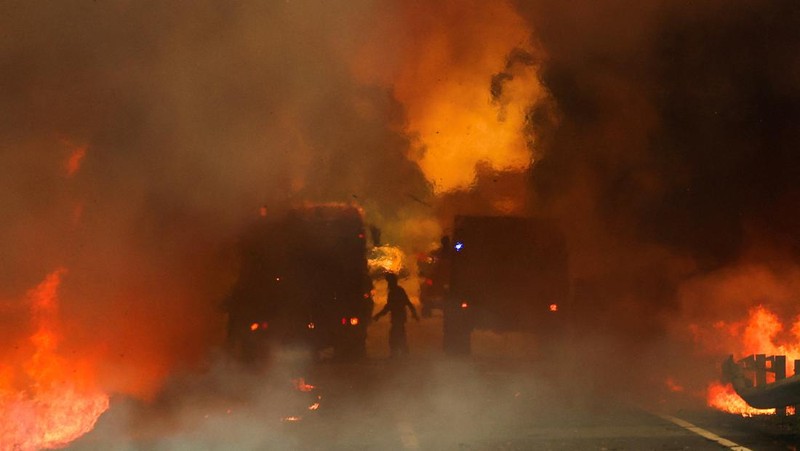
left=460, top=301, right=468, bottom=309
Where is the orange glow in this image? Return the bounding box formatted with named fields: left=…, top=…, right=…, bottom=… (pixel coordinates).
left=250, top=322, right=259, bottom=331
left=71, top=202, right=85, bottom=226
left=704, top=305, right=800, bottom=414
left=355, top=1, right=547, bottom=194
left=461, top=301, right=468, bottom=309
left=0, top=269, right=109, bottom=450
left=307, top=322, right=315, bottom=330
left=308, top=402, right=320, bottom=411
left=665, top=377, right=684, bottom=393
left=548, top=303, right=558, bottom=312
left=722, top=306, right=800, bottom=361
left=707, top=381, right=774, bottom=417
left=350, top=317, right=359, bottom=326
left=292, top=378, right=314, bottom=392
left=259, top=206, right=267, bottom=217
left=65, top=145, right=87, bottom=177
left=368, top=245, right=407, bottom=275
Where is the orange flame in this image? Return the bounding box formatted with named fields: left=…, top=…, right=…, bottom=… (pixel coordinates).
left=0, top=269, right=109, bottom=450
left=354, top=0, right=547, bottom=194
left=705, top=305, right=800, bottom=415
left=707, top=381, right=774, bottom=417
left=292, top=378, right=315, bottom=392
left=397, top=4, right=544, bottom=194
left=368, top=245, right=407, bottom=275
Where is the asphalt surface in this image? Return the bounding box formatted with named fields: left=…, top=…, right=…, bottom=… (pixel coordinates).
left=65, top=353, right=800, bottom=451
left=66, top=316, right=800, bottom=450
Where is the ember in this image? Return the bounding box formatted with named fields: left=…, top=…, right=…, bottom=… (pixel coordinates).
left=293, top=378, right=315, bottom=393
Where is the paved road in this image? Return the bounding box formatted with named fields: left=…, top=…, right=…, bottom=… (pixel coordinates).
left=67, top=354, right=800, bottom=450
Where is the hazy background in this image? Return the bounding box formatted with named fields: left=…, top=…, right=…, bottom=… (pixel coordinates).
left=1, top=0, right=799, bottom=408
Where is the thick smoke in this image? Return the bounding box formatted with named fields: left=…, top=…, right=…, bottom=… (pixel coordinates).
left=0, top=0, right=432, bottom=398
left=3, top=0, right=800, bottom=433
left=514, top=0, right=800, bottom=394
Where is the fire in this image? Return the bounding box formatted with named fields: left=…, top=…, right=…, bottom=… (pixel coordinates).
left=704, top=305, right=800, bottom=415
left=392, top=2, right=544, bottom=193
left=292, top=378, right=315, bottom=392
left=707, top=381, right=774, bottom=417
left=368, top=245, right=407, bottom=275
left=0, top=269, right=109, bottom=450
left=716, top=305, right=800, bottom=362
left=354, top=0, right=548, bottom=194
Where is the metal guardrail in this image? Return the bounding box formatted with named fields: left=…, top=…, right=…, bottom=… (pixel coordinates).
left=723, top=354, right=800, bottom=410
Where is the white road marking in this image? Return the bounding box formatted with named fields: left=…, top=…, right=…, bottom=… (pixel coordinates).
left=659, top=414, right=752, bottom=451
left=396, top=420, right=419, bottom=449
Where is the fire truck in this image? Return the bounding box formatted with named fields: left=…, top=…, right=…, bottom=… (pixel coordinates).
left=442, top=215, right=570, bottom=355
left=226, top=204, right=373, bottom=362
left=417, top=236, right=452, bottom=317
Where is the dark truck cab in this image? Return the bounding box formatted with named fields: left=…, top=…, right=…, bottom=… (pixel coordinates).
left=227, top=204, right=373, bottom=362
left=443, top=215, right=569, bottom=355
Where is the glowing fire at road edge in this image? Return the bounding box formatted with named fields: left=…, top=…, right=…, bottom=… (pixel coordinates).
left=0, top=269, right=109, bottom=450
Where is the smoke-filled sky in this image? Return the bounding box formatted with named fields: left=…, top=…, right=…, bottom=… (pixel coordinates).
left=2, top=0, right=800, bottom=400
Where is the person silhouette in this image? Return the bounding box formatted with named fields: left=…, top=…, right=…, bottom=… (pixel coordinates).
left=373, top=272, right=419, bottom=357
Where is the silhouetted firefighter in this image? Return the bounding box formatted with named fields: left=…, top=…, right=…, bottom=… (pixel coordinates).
left=373, top=273, right=419, bottom=357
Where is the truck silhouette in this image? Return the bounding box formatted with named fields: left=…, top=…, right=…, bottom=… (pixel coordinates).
left=442, top=215, right=570, bottom=355
left=226, top=204, right=373, bottom=363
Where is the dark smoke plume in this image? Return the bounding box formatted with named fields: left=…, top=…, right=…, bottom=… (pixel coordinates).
left=513, top=0, right=800, bottom=394
left=3, top=0, right=800, bottom=410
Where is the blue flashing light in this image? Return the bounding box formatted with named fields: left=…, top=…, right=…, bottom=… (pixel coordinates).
left=454, top=241, right=464, bottom=252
